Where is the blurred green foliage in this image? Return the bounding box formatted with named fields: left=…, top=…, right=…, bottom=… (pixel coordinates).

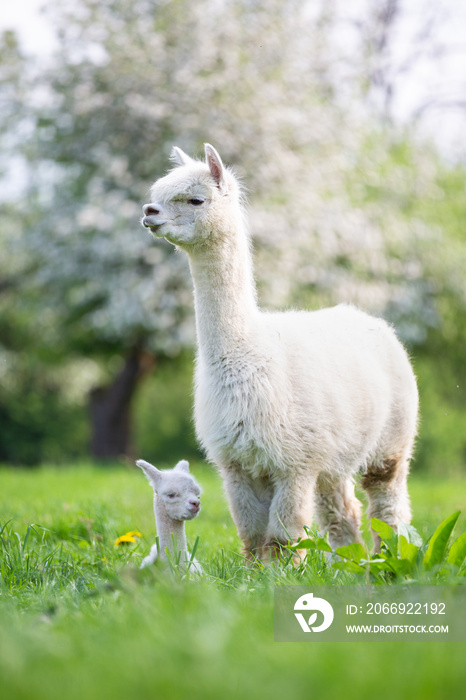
left=0, top=368, right=88, bottom=466
left=133, top=353, right=202, bottom=465
left=415, top=358, right=465, bottom=476
left=0, top=0, right=465, bottom=470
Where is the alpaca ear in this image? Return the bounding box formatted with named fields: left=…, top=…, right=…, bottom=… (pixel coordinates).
left=205, top=144, right=226, bottom=192
left=170, top=146, right=193, bottom=167
left=136, top=459, right=162, bottom=487
left=173, top=459, right=190, bottom=473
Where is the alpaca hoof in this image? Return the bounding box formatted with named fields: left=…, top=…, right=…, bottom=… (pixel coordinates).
left=288, top=548, right=307, bottom=565
left=259, top=540, right=307, bottom=566
left=241, top=546, right=262, bottom=566
left=261, top=540, right=287, bottom=563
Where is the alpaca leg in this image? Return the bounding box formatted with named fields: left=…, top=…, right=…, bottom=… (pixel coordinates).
left=221, top=464, right=272, bottom=559
left=361, top=456, right=411, bottom=551
left=314, top=474, right=363, bottom=549
left=140, top=542, right=158, bottom=569
left=262, top=473, right=317, bottom=560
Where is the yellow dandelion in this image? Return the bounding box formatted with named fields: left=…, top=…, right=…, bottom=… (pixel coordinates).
left=114, top=531, right=143, bottom=546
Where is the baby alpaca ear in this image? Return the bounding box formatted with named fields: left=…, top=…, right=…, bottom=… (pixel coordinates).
left=204, top=144, right=226, bottom=193
left=170, top=146, right=194, bottom=167
left=136, top=459, right=162, bottom=487
left=173, top=459, right=190, bottom=473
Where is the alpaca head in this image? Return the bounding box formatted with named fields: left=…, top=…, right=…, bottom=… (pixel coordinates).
left=141, top=144, right=241, bottom=249
left=136, top=459, right=202, bottom=521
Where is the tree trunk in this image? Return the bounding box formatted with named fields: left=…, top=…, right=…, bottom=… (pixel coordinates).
left=89, top=344, right=154, bottom=460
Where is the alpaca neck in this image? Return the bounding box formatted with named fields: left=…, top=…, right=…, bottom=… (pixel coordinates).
left=154, top=498, right=187, bottom=557
left=188, top=215, right=259, bottom=357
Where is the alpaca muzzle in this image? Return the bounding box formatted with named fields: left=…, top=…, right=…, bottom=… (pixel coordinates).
left=188, top=500, right=201, bottom=515
left=142, top=203, right=166, bottom=232
left=142, top=215, right=166, bottom=231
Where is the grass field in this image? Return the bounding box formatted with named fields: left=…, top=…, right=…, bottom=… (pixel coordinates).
left=0, top=463, right=465, bottom=700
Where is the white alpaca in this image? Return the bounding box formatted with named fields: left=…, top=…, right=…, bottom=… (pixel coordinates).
left=137, top=459, right=203, bottom=572
left=141, top=145, right=418, bottom=559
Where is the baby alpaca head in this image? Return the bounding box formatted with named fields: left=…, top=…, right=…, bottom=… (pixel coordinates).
left=137, top=459, right=202, bottom=521
left=141, top=143, right=241, bottom=249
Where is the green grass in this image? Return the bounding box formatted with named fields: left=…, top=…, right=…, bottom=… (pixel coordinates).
left=0, top=463, right=465, bottom=700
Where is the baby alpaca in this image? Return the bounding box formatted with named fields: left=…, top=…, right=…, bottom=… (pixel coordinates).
left=141, top=145, right=419, bottom=560
left=137, top=459, right=202, bottom=573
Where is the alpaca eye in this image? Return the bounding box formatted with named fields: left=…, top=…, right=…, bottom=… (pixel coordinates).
left=188, top=198, right=204, bottom=206
left=167, top=493, right=177, bottom=499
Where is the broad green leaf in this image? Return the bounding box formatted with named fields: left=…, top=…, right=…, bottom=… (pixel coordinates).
left=357, top=558, right=393, bottom=575
left=314, top=537, right=333, bottom=553
left=365, top=560, right=397, bottom=577
left=335, top=542, right=367, bottom=563
left=384, top=558, right=413, bottom=576
left=398, top=521, right=423, bottom=547
left=361, top=558, right=386, bottom=565
left=371, top=518, right=398, bottom=556
left=288, top=538, right=317, bottom=551
left=423, top=511, right=461, bottom=569
left=398, top=534, right=419, bottom=564
left=371, top=518, right=396, bottom=541
left=446, top=531, right=466, bottom=569
left=332, top=560, right=365, bottom=575
left=288, top=537, right=332, bottom=553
